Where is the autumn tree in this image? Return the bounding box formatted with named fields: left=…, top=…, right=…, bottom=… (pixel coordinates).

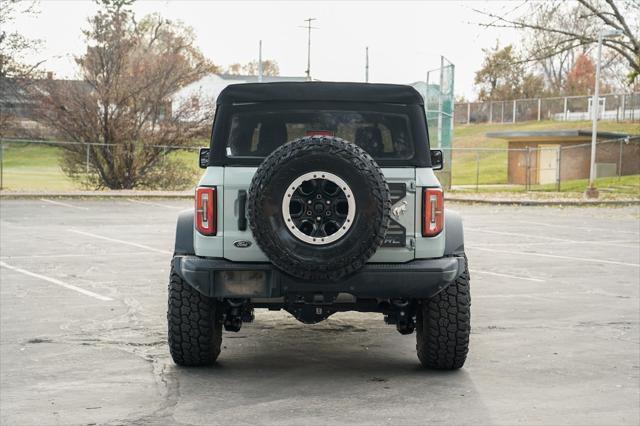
left=0, top=0, right=43, bottom=135
left=474, top=44, right=544, bottom=100
left=225, top=59, right=280, bottom=76
left=475, top=0, right=640, bottom=87
left=35, top=0, right=216, bottom=189
left=564, top=54, right=596, bottom=95
left=0, top=0, right=42, bottom=79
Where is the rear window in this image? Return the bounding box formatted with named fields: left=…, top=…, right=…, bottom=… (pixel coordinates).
left=223, top=102, right=418, bottom=160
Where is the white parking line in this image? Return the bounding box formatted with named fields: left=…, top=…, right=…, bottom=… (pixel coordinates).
left=0, top=251, right=159, bottom=259
left=40, top=198, right=88, bottom=210
left=470, top=269, right=545, bottom=282
left=69, top=229, right=172, bottom=255
left=518, top=220, right=640, bottom=236
left=127, top=198, right=184, bottom=210
left=466, top=227, right=639, bottom=248
left=468, top=246, right=640, bottom=268
left=472, top=239, right=640, bottom=249
left=0, top=261, right=113, bottom=301
left=467, top=227, right=577, bottom=243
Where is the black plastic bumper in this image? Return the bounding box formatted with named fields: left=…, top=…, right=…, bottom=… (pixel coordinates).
left=173, top=255, right=465, bottom=300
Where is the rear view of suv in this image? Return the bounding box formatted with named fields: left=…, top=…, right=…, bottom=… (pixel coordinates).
left=169, top=82, right=470, bottom=369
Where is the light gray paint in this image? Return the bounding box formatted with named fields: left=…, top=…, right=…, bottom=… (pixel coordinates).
left=195, top=166, right=445, bottom=261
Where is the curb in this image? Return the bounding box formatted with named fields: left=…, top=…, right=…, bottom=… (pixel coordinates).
left=445, top=197, right=640, bottom=206
left=1, top=191, right=638, bottom=206
left=0, top=191, right=193, bottom=199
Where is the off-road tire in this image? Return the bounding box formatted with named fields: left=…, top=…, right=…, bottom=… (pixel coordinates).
left=416, top=256, right=470, bottom=369
left=167, top=263, right=222, bottom=366
left=248, top=136, right=390, bottom=281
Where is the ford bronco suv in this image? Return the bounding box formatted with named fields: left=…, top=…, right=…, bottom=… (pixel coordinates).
left=169, top=82, right=470, bottom=369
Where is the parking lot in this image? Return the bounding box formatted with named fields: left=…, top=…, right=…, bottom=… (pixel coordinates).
left=0, top=199, right=638, bottom=425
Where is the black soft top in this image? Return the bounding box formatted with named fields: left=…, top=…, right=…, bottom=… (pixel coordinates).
left=216, top=82, right=424, bottom=105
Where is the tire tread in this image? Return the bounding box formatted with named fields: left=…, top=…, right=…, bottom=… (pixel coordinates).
left=416, top=256, right=471, bottom=369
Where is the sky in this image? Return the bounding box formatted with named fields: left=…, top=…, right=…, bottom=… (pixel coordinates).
left=10, top=0, right=523, bottom=99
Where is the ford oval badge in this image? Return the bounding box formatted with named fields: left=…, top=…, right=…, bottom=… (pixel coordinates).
left=233, top=240, right=252, bottom=248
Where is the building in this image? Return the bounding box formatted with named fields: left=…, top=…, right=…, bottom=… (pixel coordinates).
left=487, top=130, right=640, bottom=185
left=171, top=73, right=307, bottom=116
left=0, top=76, right=90, bottom=138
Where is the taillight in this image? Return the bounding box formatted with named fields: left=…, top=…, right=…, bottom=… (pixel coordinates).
left=195, top=187, right=216, bottom=235
left=422, top=187, right=444, bottom=237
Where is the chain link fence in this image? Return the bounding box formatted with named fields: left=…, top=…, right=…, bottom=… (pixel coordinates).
left=455, top=92, right=640, bottom=125
left=0, top=138, right=201, bottom=191
left=1, top=137, right=638, bottom=193
left=444, top=136, right=640, bottom=192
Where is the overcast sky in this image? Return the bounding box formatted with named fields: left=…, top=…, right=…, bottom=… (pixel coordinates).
left=11, top=0, right=523, bottom=99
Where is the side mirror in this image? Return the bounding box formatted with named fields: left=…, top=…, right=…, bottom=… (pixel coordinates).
left=430, top=149, right=444, bottom=170
left=198, top=147, right=210, bottom=169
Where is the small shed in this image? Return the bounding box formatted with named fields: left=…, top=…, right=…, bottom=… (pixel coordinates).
left=486, top=130, right=639, bottom=185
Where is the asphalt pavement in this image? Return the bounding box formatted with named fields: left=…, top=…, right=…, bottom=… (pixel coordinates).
left=1, top=199, right=638, bottom=425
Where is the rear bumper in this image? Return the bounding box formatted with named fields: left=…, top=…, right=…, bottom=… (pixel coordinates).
left=173, top=255, right=465, bottom=300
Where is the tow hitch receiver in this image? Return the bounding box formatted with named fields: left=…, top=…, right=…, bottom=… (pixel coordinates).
left=384, top=300, right=416, bottom=335
left=221, top=299, right=254, bottom=332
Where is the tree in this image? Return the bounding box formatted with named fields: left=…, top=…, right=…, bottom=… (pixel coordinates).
left=474, top=43, right=547, bottom=100
left=475, top=0, right=640, bottom=85
left=35, top=0, right=216, bottom=189
left=0, top=0, right=43, bottom=135
left=224, top=59, right=280, bottom=76
left=521, top=73, right=546, bottom=99
left=226, top=63, right=242, bottom=75
left=0, top=0, right=42, bottom=79
left=564, top=54, right=596, bottom=95
left=521, top=4, right=595, bottom=94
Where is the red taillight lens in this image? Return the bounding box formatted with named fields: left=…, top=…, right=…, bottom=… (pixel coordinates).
left=422, top=187, right=444, bottom=237
left=195, top=187, right=216, bottom=235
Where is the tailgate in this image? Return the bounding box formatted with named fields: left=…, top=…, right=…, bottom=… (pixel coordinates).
left=222, top=167, right=415, bottom=263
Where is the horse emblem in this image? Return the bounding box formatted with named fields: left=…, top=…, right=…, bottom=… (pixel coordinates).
left=392, top=200, right=407, bottom=219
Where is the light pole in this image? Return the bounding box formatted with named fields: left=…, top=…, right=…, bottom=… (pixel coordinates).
left=300, top=18, right=318, bottom=81
left=365, top=46, right=369, bottom=83
left=585, top=28, right=623, bottom=198
left=258, top=40, right=263, bottom=83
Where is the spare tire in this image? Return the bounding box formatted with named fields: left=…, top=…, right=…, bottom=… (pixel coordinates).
left=248, top=136, right=391, bottom=281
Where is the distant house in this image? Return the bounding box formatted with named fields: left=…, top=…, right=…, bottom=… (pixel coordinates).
left=171, top=73, right=307, bottom=116
left=0, top=76, right=91, bottom=138
left=487, top=130, right=640, bottom=185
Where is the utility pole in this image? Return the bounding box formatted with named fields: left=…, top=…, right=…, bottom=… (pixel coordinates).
left=365, top=46, right=369, bottom=83
left=258, top=40, right=263, bottom=83
left=300, top=18, right=318, bottom=81
left=586, top=28, right=623, bottom=199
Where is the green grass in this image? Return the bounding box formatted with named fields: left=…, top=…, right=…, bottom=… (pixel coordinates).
left=450, top=174, right=639, bottom=198
left=0, top=142, right=201, bottom=191
left=534, top=173, right=640, bottom=194
left=1, top=120, right=638, bottom=192
left=1, top=143, right=80, bottom=191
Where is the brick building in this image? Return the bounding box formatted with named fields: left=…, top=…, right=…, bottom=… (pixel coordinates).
left=486, top=130, right=640, bottom=185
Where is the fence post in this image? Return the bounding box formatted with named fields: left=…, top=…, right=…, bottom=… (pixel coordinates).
left=501, top=101, right=505, bottom=123
left=0, top=140, right=3, bottom=190
left=512, top=100, right=516, bottom=123
left=537, top=98, right=541, bottom=121
left=524, top=146, right=531, bottom=191
left=467, top=102, right=470, bottom=124
left=563, top=97, right=568, bottom=121
left=86, top=145, right=90, bottom=174
left=618, top=138, right=623, bottom=180
left=489, top=102, right=493, bottom=123
left=475, top=150, right=480, bottom=192
left=556, top=146, right=561, bottom=192
left=621, top=94, right=625, bottom=122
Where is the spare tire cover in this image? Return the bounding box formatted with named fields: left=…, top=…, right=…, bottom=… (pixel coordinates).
left=247, top=136, right=391, bottom=281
